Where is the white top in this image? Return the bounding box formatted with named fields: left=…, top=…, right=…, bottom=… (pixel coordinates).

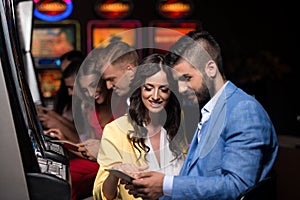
left=145, top=127, right=184, bottom=176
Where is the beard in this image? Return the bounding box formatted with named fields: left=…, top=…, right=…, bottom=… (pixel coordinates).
left=195, top=82, right=211, bottom=120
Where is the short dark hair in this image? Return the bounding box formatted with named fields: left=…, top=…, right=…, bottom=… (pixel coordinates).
left=165, top=30, right=226, bottom=79
left=60, top=50, right=84, bottom=63
left=99, top=41, right=139, bottom=69
left=62, top=59, right=82, bottom=78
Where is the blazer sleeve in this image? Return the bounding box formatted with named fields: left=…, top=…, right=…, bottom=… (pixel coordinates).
left=93, top=121, right=124, bottom=200
left=93, top=117, right=146, bottom=200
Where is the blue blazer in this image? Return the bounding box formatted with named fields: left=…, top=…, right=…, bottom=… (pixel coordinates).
left=163, top=81, right=278, bottom=200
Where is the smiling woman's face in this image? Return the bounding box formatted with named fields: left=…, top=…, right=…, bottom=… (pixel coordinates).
left=141, top=69, right=171, bottom=113
left=79, top=74, right=109, bottom=105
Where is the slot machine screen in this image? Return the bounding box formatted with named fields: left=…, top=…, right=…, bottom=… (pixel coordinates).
left=31, top=20, right=80, bottom=103
left=32, top=20, right=80, bottom=68
left=87, top=20, right=142, bottom=53
left=37, top=69, right=61, bottom=98
left=149, top=21, right=201, bottom=54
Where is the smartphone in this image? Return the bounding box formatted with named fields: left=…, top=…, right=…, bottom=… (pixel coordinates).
left=50, top=139, right=79, bottom=151
left=105, top=168, right=135, bottom=182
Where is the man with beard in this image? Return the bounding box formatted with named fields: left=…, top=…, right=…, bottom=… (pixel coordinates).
left=124, top=30, right=278, bottom=200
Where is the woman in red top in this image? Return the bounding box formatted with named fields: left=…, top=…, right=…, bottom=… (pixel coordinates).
left=69, top=77, right=114, bottom=200
left=45, top=48, right=114, bottom=199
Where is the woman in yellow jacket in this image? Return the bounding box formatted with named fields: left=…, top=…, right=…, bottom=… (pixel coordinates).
left=93, top=54, right=188, bottom=200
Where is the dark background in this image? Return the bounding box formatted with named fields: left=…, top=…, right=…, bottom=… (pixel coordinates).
left=60, top=0, right=299, bottom=136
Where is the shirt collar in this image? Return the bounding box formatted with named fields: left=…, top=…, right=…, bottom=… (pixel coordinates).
left=202, top=81, right=228, bottom=115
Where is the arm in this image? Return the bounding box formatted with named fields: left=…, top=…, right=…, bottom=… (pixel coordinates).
left=102, top=173, right=121, bottom=200
left=103, top=163, right=141, bottom=200
left=38, top=106, right=80, bottom=143
left=93, top=118, right=148, bottom=200
left=171, top=100, right=277, bottom=199
left=48, top=109, right=76, bottom=130
left=93, top=122, right=128, bottom=200
left=45, top=129, right=99, bottom=161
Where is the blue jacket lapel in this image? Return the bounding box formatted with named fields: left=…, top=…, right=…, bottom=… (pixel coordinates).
left=180, top=128, right=199, bottom=175
left=198, top=82, right=237, bottom=158
left=181, top=81, right=238, bottom=173
left=189, top=119, right=211, bottom=165
left=198, top=97, right=226, bottom=158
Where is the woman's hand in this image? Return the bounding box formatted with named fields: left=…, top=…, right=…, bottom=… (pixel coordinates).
left=102, top=164, right=148, bottom=200
left=77, top=143, right=97, bottom=161
left=112, top=163, right=149, bottom=180
left=44, top=128, right=66, bottom=140
left=37, top=106, right=79, bottom=143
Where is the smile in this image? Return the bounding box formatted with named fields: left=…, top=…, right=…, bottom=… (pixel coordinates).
left=94, top=91, right=101, bottom=99
left=149, top=100, right=163, bottom=108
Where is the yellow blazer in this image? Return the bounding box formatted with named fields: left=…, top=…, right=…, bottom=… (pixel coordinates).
left=93, top=115, right=146, bottom=200
left=93, top=114, right=187, bottom=200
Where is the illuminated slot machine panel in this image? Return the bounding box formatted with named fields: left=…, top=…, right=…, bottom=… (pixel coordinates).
left=148, top=21, right=201, bottom=54
left=0, top=1, right=70, bottom=199
left=30, top=21, right=81, bottom=161
left=87, top=20, right=142, bottom=55
left=29, top=24, right=79, bottom=164
left=32, top=20, right=81, bottom=107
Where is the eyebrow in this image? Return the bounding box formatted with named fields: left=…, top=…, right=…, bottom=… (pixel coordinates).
left=144, top=83, right=169, bottom=87
left=103, top=73, right=117, bottom=79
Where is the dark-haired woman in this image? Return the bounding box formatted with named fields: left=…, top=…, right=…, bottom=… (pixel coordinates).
left=93, top=54, right=188, bottom=200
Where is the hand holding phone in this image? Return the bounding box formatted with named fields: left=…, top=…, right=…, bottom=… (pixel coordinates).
left=105, top=168, right=135, bottom=182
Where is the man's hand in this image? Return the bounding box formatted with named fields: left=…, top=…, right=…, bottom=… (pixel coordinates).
left=125, top=171, right=165, bottom=200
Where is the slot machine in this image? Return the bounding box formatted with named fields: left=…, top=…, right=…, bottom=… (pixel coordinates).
left=0, top=0, right=71, bottom=199
left=87, top=19, right=142, bottom=56
left=148, top=20, right=201, bottom=54
left=32, top=20, right=81, bottom=108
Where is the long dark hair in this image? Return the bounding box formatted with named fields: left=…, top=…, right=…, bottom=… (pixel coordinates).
left=73, top=48, right=112, bottom=135
left=54, top=50, right=84, bottom=114
left=127, top=53, right=184, bottom=160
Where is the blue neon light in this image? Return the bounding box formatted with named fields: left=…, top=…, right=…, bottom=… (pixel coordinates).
left=34, top=2, right=73, bottom=22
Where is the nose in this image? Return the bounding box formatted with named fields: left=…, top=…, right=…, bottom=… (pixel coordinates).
left=178, top=81, right=188, bottom=94
left=106, top=81, right=114, bottom=90
left=152, top=88, right=160, bottom=100
left=87, top=87, right=95, bottom=98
